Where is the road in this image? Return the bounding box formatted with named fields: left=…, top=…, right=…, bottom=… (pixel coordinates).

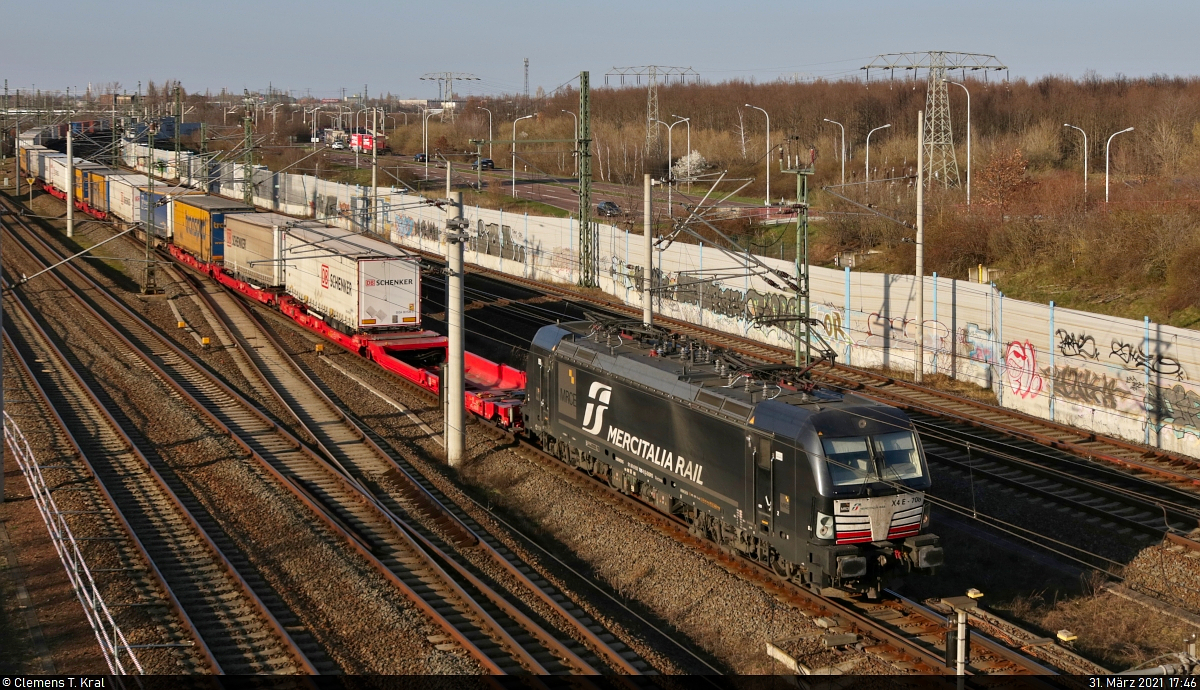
left=326, top=150, right=797, bottom=225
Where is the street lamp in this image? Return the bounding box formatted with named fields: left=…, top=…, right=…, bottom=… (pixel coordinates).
left=477, top=107, right=493, bottom=160
left=747, top=104, right=770, bottom=205
left=865, top=123, right=891, bottom=198
left=824, top=118, right=845, bottom=186
left=562, top=109, right=578, bottom=176
left=671, top=114, right=691, bottom=189
left=656, top=117, right=688, bottom=217
left=946, top=80, right=971, bottom=205
left=423, top=107, right=444, bottom=180
left=1064, top=123, right=1088, bottom=201
left=513, top=114, right=535, bottom=198
left=1106, top=127, right=1134, bottom=203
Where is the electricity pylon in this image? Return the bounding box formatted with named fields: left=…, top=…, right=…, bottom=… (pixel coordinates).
left=862, top=52, right=1006, bottom=188
left=606, top=66, right=699, bottom=153
left=419, top=72, right=480, bottom=120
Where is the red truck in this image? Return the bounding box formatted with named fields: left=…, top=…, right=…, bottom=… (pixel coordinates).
left=349, top=133, right=389, bottom=153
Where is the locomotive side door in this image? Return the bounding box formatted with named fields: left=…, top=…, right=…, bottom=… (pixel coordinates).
left=537, top=356, right=550, bottom=428
left=750, top=434, right=774, bottom=536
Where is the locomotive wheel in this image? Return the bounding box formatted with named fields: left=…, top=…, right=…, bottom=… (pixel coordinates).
left=772, top=558, right=791, bottom=580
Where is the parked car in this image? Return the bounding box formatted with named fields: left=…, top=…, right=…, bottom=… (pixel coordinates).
left=470, top=158, right=495, bottom=170
left=414, top=153, right=427, bottom=162
left=596, top=201, right=621, bottom=217
left=331, top=141, right=345, bottom=150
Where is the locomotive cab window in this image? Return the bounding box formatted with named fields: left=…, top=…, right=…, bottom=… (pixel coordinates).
left=821, top=432, right=925, bottom=488
left=821, top=437, right=873, bottom=486
left=872, top=432, right=923, bottom=481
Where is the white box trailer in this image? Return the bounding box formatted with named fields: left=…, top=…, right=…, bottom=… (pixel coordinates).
left=106, top=174, right=152, bottom=225
left=43, top=154, right=73, bottom=191
left=36, top=151, right=64, bottom=182
left=282, top=226, right=421, bottom=332
left=225, top=213, right=328, bottom=287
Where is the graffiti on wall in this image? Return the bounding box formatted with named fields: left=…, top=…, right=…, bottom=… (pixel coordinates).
left=1044, top=364, right=1124, bottom=410
left=392, top=216, right=441, bottom=242
left=1005, top=340, right=1043, bottom=399
left=1145, top=383, right=1200, bottom=439
left=1110, top=340, right=1185, bottom=380
left=469, top=221, right=527, bottom=264
left=960, top=323, right=995, bottom=364
left=1055, top=330, right=1100, bottom=360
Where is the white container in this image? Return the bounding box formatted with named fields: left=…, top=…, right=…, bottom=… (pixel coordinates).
left=36, top=150, right=63, bottom=182
left=224, top=213, right=329, bottom=287
left=282, top=226, right=421, bottom=331
left=106, top=174, right=151, bottom=224
left=44, top=155, right=77, bottom=192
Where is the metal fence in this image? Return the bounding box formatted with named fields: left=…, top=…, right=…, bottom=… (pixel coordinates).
left=3, top=412, right=144, bottom=675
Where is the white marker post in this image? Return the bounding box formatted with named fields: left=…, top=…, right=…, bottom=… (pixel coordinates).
left=444, top=191, right=467, bottom=466
left=643, top=173, right=653, bottom=327
left=66, top=128, right=74, bottom=238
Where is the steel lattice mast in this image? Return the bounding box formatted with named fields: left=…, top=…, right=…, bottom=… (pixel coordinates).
left=862, top=52, right=1006, bottom=188
left=606, top=66, right=699, bottom=153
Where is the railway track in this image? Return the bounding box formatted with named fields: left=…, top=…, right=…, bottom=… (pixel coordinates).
left=3, top=197, right=651, bottom=675
left=170, top=264, right=653, bottom=674
left=488, top=427, right=1057, bottom=675
left=206, top=250, right=1053, bottom=674
left=919, top=424, right=1200, bottom=545
left=444, top=259, right=1200, bottom=499
left=0, top=239, right=318, bottom=674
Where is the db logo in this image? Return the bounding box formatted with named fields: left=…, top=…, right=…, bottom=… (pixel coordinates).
left=320, top=264, right=330, bottom=289
left=365, top=279, right=375, bottom=287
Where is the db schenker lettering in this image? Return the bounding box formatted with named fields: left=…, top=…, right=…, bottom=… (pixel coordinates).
left=319, top=264, right=353, bottom=295
left=364, top=278, right=413, bottom=287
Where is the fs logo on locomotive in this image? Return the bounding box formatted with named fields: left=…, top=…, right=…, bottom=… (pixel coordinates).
left=581, top=382, right=611, bottom=435
left=580, top=381, right=705, bottom=485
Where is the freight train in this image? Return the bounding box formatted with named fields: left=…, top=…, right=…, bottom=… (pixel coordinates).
left=525, top=320, right=944, bottom=595
left=16, top=135, right=526, bottom=427
left=18, top=131, right=943, bottom=594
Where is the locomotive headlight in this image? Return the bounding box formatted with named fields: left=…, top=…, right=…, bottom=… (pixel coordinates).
left=815, top=512, right=835, bottom=540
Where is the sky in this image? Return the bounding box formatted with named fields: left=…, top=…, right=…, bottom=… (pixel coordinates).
left=9, top=0, right=1200, bottom=99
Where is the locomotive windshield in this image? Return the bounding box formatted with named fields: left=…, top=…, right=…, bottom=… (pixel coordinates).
left=821, top=431, right=924, bottom=487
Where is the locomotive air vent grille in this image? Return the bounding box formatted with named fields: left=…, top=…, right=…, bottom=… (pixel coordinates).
left=694, top=389, right=724, bottom=408
left=721, top=399, right=754, bottom=419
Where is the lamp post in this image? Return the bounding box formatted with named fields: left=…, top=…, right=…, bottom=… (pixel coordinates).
left=824, top=118, right=845, bottom=186
left=656, top=117, right=687, bottom=218
left=865, top=123, right=891, bottom=199
left=946, top=80, right=971, bottom=205
left=562, top=109, right=578, bottom=176
left=512, top=114, right=534, bottom=198
left=1063, top=124, right=1088, bottom=202
left=423, top=107, right=443, bottom=180
left=477, top=106, right=493, bottom=160
left=746, top=104, right=770, bottom=205
left=1106, top=127, right=1134, bottom=204
left=671, top=114, right=691, bottom=190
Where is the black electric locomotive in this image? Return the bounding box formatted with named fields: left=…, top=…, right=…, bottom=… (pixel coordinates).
left=525, top=320, right=944, bottom=596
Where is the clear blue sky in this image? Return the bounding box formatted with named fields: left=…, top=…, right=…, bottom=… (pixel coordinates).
left=10, top=0, right=1198, bottom=98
